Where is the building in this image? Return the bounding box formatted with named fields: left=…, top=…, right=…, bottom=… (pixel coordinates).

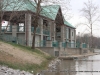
left=1, top=0, right=77, bottom=56
left=1, top=0, right=76, bottom=47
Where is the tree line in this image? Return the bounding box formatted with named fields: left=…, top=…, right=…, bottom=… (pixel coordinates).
left=76, top=33, right=100, bottom=48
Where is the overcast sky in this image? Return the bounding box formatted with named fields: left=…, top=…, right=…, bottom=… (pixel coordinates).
left=67, top=0, right=100, bottom=37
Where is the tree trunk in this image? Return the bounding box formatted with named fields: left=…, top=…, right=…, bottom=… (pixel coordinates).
left=31, top=26, right=36, bottom=49
left=0, top=24, right=1, bottom=35
left=91, top=24, right=93, bottom=48
left=0, top=19, right=1, bottom=34
left=31, top=0, right=41, bottom=49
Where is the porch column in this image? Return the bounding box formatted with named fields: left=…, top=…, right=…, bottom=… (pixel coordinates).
left=70, top=29, right=73, bottom=48
left=61, top=25, right=65, bottom=42
left=38, top=17, right=43, bottom=47
left=70, top=29, right=72, bottom=41
left=25, top=13, right=32, bottom=46
left=74, top=29, right=76, bottom=47
left=48, top=21, right=52, bottom=40
left=46, top=21, right=52, bottom=47
left=51, top=22, right=56, bottom=41
left=12, top=23, right=17, bottom=37
left=52, top=23, right=56, bottom=41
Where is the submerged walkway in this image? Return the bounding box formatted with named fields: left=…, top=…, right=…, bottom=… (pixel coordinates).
left=59, top=53, right=100, bottom=60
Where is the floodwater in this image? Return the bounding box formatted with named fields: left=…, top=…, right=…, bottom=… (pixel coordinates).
left=42, top=50, right=100, bottom=75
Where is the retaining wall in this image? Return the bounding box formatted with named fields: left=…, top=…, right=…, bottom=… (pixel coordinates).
left=37, top=47, right=90, bottom=57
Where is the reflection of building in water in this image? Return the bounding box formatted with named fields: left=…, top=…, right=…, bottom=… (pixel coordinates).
left=75, top=57, right=94, bottom=75
left=42, top=55, right=100, bottom=75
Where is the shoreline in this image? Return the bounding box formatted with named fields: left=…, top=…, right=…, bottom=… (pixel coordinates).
left=58, top=53, right=100, bottom=60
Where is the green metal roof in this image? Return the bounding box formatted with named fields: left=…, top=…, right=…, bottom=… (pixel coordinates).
left=41, top=5, right=60, bottom=20
left=2, top=0, right=36, bottom=12
left=1, top=0, right=75, bottom=28
left=64, top=18, right=75, bottom=29
left=41, top=5, right=75, bottom=28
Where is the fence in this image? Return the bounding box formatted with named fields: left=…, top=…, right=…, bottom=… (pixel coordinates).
left=31, top=27, right=41, bottom=34
left=0, top=34, right=47, bottom=47
left=31, top=27, right=50, bottom=35
left=76, top=42, right=81, bottom=48
left=0, top=34, right=26, bottom=46
left=63, top=42, right=76, bottom=48
left=43, top=30, right=50, bottom=35
left=40, top=40, right=46, bottom=47
left=0, top=34, right=88, bottom=48
left=54, top=42, right=87, bottom=48
left=1, top=26, right=12, bottom=32
left=52, top=41, right=59, bottom=47
left=82, top=43, right=87, bottom=48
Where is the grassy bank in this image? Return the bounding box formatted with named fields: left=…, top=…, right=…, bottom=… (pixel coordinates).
left=0, top=40, right=54, bottom=74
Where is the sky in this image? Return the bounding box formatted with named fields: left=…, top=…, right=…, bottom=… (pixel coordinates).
left=67, top=0, right=100, bottom=37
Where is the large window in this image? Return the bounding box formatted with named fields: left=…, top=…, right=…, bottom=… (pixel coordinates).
left=18, top=23, right=24, bottom=32
left=1, top=21, right=12, bottom=32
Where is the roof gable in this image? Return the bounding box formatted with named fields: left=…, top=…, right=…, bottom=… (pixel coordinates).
left=55, top=7, right=64, bottom=25
left=41, top=5, right=60, bottom=20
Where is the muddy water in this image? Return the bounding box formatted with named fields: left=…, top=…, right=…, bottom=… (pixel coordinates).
left=42, top=54, right=100, bottom=75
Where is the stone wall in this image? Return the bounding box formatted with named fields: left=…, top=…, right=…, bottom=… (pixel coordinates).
left=37, top=47, right=90, bottom=57
left=80, top=48, right=90, bottom=54
left=37, top=47, right=55, bottom=56
left=59, top=48, right=81, bottom=56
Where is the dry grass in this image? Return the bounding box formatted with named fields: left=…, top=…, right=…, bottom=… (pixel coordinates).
left=0, top=41, right=45, bottom=64
left=0, top=51, right=24, bottom=64
left=0, top=41, right=54, bottom=73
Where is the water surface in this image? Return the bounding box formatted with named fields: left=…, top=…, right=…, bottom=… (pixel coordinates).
left=42, top=54, right=100, bottom=75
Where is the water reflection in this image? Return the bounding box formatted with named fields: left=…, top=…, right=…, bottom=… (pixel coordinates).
left=42, top=55, right=100, bottom=75
left=75, top=55, right=100, bottom=75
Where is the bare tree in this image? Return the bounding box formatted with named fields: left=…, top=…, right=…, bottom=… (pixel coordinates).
left=0, top=0, right=8, bottom=34
left=80, top=0, right=100, bottom=48
left=0, top=0, right=25, bottom=34
left=0, top=0, right=40, bottom=48
left=1, top=0, right=71, bottom=49
left=42, top=0, right=71, bottom=20
left=76, top=33, right=100, bottom=48
left=31, top=0, right=71, bottom=49
left=31, top=0, right=42, bottom=49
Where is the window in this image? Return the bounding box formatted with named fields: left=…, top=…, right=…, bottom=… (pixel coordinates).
left=43, top=19, right=48, bottom=30
left=43, top=20, right=48, bottom=26
left=18, top=23, right=24, bottom=32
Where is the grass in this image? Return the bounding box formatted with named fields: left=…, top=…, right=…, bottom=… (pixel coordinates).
left=0, top=59, right=53, bottom=74
left=2, top=40, right=47, bottom=56
left=0, top=40, right=55, bottom=74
